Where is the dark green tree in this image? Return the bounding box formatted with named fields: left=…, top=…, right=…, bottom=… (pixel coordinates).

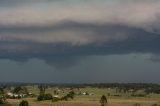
left=100, top=95, right=107, bottom=106
left=13, top=86, right=28, bottom=94
left=19, top=100, right=29, bottom=106
left=0, top=88, right=4, bottom=95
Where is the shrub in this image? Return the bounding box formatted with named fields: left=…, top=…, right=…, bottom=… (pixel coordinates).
left=85, top=92, right=89, bottom=95
left=150, top=104, right=160, bottom=106
left=44, top=94, right=53, bottom=100
left=19, top=100, right=29, bottom=106
left=66, top=91, right=75, bottom=99
left=133, top=103, right=141, bottom=106
left=66, top=93, right=74, bottom=99
left=131, top=94, right=146, bottom=97
left=52, top=97, right=60, bottom=102
left=37, top=93, right=53, bottom=101
left=37, top=94, right=44, bottom=101
left=61, top=96, right=68, bottom=101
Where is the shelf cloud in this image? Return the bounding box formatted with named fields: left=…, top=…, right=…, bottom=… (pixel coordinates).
left=0, top=0, right=160, bottom=68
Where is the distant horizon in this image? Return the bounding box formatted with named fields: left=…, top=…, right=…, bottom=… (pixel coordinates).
left=1, top=81, right=160, bottom=85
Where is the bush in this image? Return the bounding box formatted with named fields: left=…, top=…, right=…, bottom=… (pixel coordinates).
left=131, top=94, right=146, bottom=97
left=37, top=94, right=53, bottom=101
left=61, top=96, right=68, bottom=101
left=66, top=93, right=74, bottom=99
left=52, top=97, right=60, bottom=102
left=44, top=94, right=53, bottom=100
left=133, top=103, right=141, bottom=106
left=150, top=104, right=160, bottom=106
left=19, top=100, right=29, bottom=106
left=66, top=91, right=75, bottom=99
left=37, top=94, right=44, bottom=101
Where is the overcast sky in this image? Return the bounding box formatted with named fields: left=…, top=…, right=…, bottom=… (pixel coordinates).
left=0, top=0, right=160, bottom=83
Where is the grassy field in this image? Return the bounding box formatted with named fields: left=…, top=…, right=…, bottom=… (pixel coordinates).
left=8, top=98, right=159, bottom=106
left=5, top=86, right=160, bottom=106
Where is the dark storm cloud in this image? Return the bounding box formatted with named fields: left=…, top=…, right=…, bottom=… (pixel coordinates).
left=0, top=0, right=160, bottom=68
left=0, top=22, right=160, bottom=68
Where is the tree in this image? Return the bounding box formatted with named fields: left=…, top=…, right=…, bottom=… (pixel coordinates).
left=13, top=86, right=28, bottom=94
left=19, top=100, right=29, bottom=106
left=100, top=95, right=107, bottom=106
left=54, top=90, right=58, bottom=95
left=38, top=85, right=46, bottom=95
left=0, top=88, right=4, bottom=95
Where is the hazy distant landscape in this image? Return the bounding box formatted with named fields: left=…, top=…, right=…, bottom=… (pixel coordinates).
left=1, top=83, right=160, bottom=106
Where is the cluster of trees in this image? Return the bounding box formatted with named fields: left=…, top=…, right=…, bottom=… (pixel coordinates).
left=37, top=85, right=76, bottom=102
left=39, top=83, right=160, bottom=95
left=144, top=87, right=160, bottom=94
left=0, top=97, right=29, bottom=106
left=0, top=86, right=30, bottom=106
left=82, top=83, right=160, bottom=95
left=1, top=83, right=160, bottom=94
left=0, top=100, right=29, bottom=106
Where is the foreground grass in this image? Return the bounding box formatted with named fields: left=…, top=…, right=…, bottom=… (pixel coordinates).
left=7, top=97, right=159, bottom=106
